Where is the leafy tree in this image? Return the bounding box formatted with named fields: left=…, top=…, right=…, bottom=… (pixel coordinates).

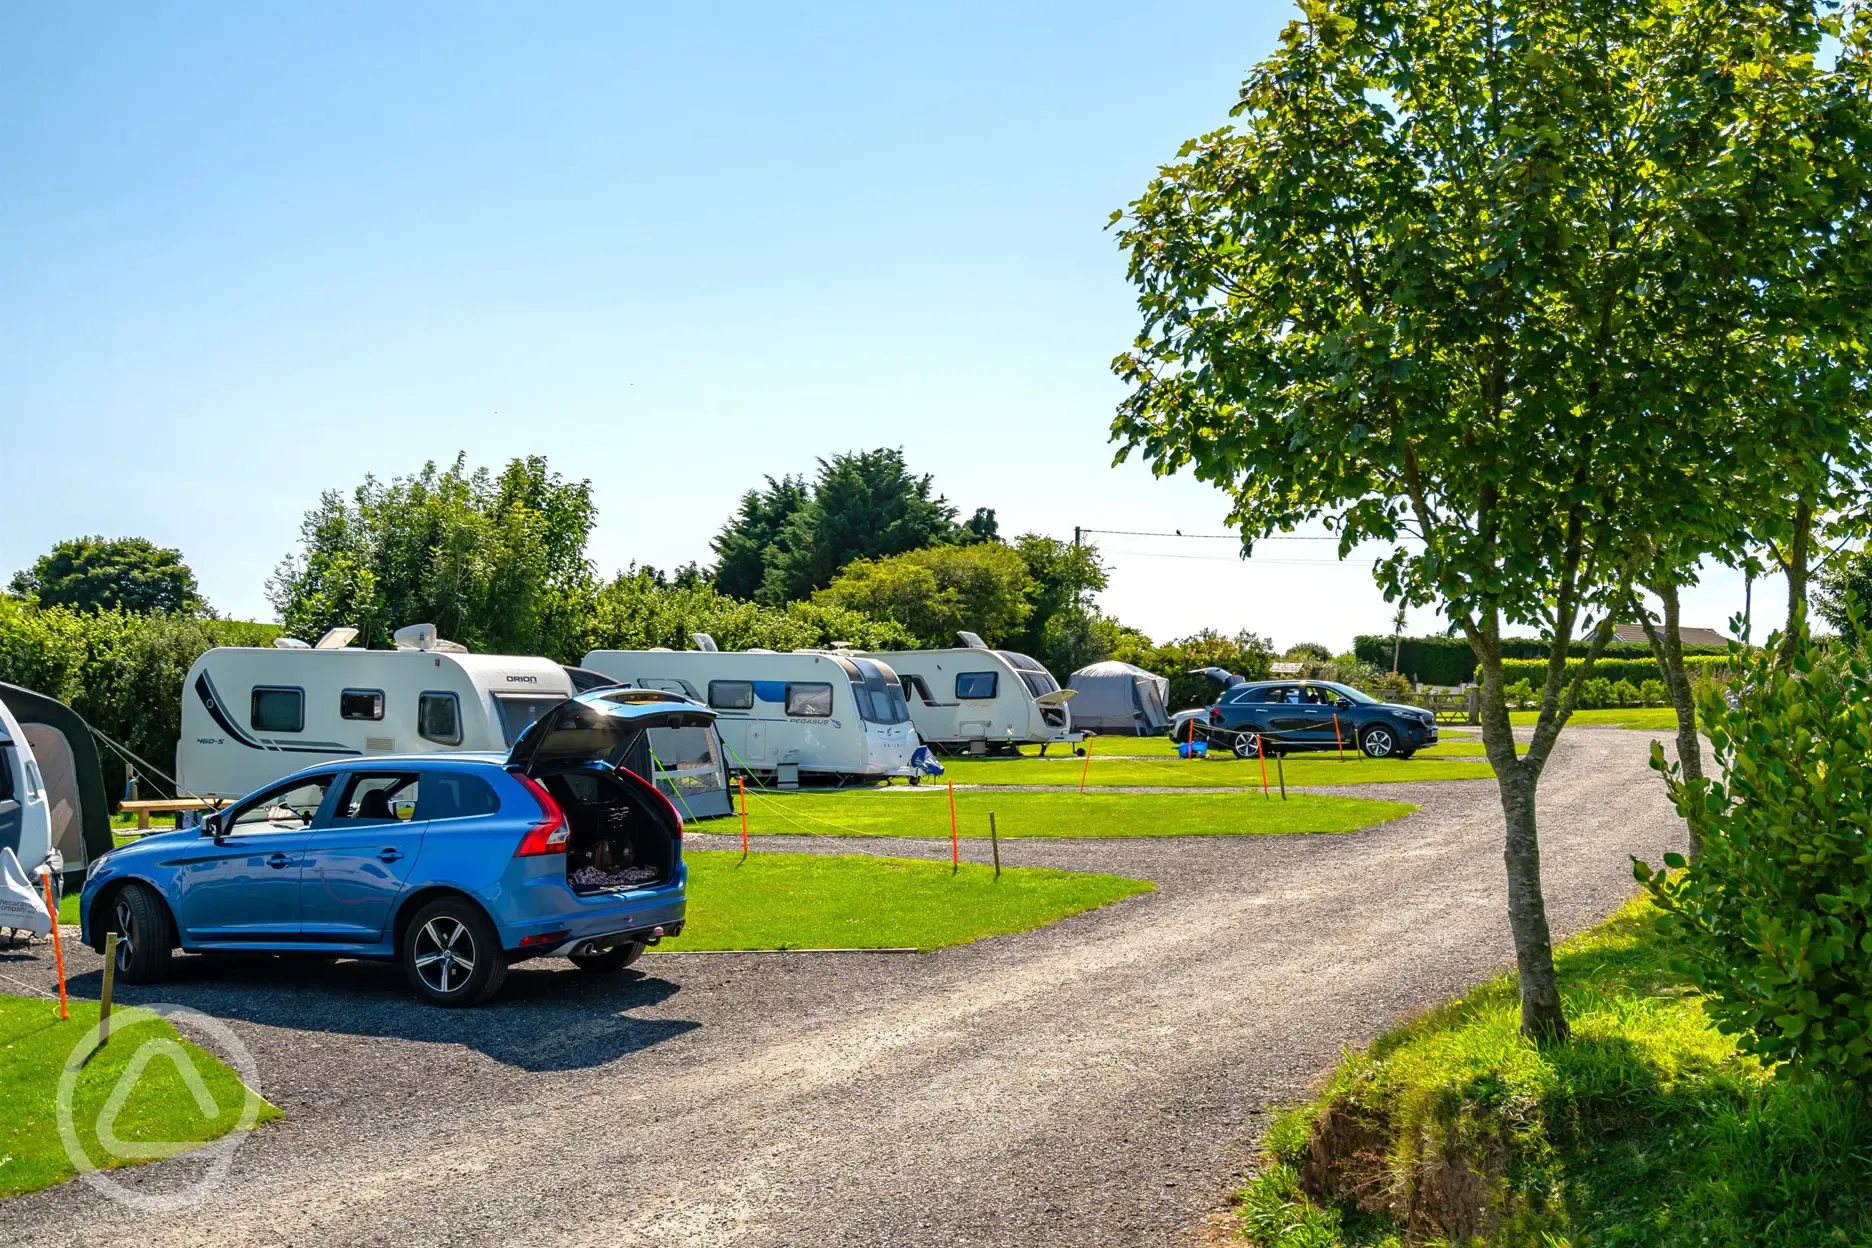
left=760, top=449, right=960, bottom=602
left=1111, top=0, right=1869, bottom=1037
left=10, top=536, right=204, bottom=615
left=1148, top=630, right=1276, bottom=709
left=959, top=507, right=1001, bottom=544
left=708, top=475, right=808, bottom=600
left=267, top=454, right=597, bottom=658
left=1815, top=546, right=1872, bottom=645
left=813, top=542, right=1034, bottom=649
left=581, top=566, right=911, bottom=654
left=1007, top=534, right=1112, bottom=673
left=1283, top=642, right=1334, bottom=663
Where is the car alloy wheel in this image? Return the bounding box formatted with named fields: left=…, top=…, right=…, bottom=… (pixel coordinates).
left=412, top=916, right=477, bottom=997
left=112, top=897, right=137, bottom=973
left=1232, top=731, right=1260, bottom=759
left=1361, top=726, right=1397, bottom=758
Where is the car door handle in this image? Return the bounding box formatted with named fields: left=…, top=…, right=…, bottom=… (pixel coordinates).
left=266, top=853, right=292, bottom=870
left=377, top=848, right=403, bottom=863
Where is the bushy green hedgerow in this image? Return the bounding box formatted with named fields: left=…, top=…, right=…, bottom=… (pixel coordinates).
left=1499, top=654, right=1731, bottom=695
left=0, top=598, right=279, bottom=796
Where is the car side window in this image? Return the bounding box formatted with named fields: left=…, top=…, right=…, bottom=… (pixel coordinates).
left=418, top=692, right=462, bottom=745
left=331, top=773, right=420, bottom=825
left=415, top=773, right=500, bottom=821
left=228, top=776, right=333, bottom=834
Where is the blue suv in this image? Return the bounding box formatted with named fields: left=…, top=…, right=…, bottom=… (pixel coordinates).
left=80, top=690, right=708, bottom=1006
left=1202, top=680, right=1437, bottom=760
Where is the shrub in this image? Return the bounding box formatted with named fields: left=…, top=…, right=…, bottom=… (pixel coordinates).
left=1640, top=635, right=1872, bottom=1084
left=1611, top=678, right=1641, bottom=707
left=1639, top=678, right=1668, bottom=707
left=1503, top=678, right=1535, bottom=709
left=1499, top=654, right=1733, bottom=690
left=1579, top=676, right=1614, bottom=709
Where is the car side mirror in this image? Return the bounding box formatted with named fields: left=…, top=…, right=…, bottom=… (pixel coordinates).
left=1337, top=698, right=1353, bottom=710
left=200, top=811, right=224, bottom=837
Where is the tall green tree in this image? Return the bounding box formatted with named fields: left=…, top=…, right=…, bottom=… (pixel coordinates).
left=760, top=449, right=960, bottom=602
left=1006, top=534, right=1112, bottom=672
left=708, top=474, right=808, bottom=600
left=813, top=542, right=1034, bottom=649
left=1112, top=0, right=1865, bottom=1038
left=267, top=453, right=597, bottom=658
left=10, top=536, right=204, bottom=615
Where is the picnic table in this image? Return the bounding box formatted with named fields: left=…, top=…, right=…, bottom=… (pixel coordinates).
left=118, top=797, right=230, bottom=832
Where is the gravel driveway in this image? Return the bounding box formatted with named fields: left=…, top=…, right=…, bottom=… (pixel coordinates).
left=0, top=727, right=1682, bottom=1248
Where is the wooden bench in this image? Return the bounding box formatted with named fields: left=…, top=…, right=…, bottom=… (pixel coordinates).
left=118, top=797, right=230, bottom=832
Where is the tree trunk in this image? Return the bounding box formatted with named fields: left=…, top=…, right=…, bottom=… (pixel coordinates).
left=1632, top=581, right=1705, bottom=860
left=1474, top=631, right=1570, bottom=1043
left=1781, top=500, right=1813, bottom=661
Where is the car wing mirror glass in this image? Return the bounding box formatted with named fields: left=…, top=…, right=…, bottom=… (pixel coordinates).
left=1337, top=698, right=1353, bottom=710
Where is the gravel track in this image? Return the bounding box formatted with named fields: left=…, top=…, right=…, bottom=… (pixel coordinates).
left=0, top=727, right=1681, bottom=1248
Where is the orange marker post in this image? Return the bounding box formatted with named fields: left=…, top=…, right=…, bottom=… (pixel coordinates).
left=1186, top=715, right=1196, bottom=760
left=1334, top=713, right=1346, bottom=762
left=1079, top=739, right=1093, bottom=793
left=737, top=775, right=750, bottom=858
left=947, top=774, right=960, bottom=872
left=1255, top=733, right=1270, bottom=798
left=42, top=872, right=68, bottom=1020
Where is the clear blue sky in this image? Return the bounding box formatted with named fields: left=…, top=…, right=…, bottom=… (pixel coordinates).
left=0, top=2, right=1768, bottom=649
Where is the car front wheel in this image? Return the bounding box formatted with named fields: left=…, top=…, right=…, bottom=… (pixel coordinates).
left=108, top=882, right=174, bottom=984
left=402, top=898, right=507, bottom=1007
left=1359, top=725, right=1400, bottom=758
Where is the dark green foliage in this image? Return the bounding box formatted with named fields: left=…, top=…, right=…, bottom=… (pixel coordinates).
left=0, top=598, right=278, bottom=796
left=1147, top=629, right=1277, bottom=710
left=1283, top=641, right=1335, bottom=663
left=267, top=453, right=597, bottom=658
left=9, top=536, right=204, bottom=616
left=582, top=568, right=911, bottom=655
left=1640, top=679, right=1669, bottom=706
left=1814, top=544, right=1872, bottom=644
left=1005, top=534, right=1112, bottom=675
left=1641, top=633, right=1872, bottom=1085
left=1353, top=636, right=1730, bottom=687
left=708, top=474, right=808, bottom=600
left=760, top=449, right=962, bottom=603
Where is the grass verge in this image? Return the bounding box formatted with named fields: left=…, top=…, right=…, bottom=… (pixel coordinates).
left=1507, top=707, right=1682, bottom=730
left=1232, top=897, right=1872, bottom=1246
left=738, top=788, right=1414, bottom=839
left=661, top=849, right=1153, bottom=951
left=937, top=754, right=1493, bottom=788
left=0, top=995, right=279, bottom=1199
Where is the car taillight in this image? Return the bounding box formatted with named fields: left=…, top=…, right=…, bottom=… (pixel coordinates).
left=1209, top=707, right=1223, bottom=723
left=513, top=773, right=570, bottom=856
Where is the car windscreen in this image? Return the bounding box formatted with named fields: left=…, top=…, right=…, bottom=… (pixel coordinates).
left=494, top=693, right=569, bottom=746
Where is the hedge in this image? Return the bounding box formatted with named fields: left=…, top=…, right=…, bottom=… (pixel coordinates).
left=0, top=597, right=279, bottom=800
left=1499, top=654, right=1732, bottom=690
left=1355, top=634, right=1733, bottom=686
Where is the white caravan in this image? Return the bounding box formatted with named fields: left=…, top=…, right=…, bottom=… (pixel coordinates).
left=861, top=636, right=1081, bottom=755
left=578, top=647, right=919, bottom=782
left=177, top=626, right=577, bottom=801
left=0, top=696, right=54, bottom=877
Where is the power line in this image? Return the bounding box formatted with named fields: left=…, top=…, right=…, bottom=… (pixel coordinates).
left=1076, top=527, right=1342, bottom=541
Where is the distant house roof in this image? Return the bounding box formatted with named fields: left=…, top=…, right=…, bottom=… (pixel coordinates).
left=1614, top=624, right=1729, bottom=648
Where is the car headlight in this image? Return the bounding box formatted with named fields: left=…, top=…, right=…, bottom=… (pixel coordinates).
left=85, top=853, right=111, bottom=883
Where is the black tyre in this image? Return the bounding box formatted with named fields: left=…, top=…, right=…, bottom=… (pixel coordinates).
left=1359, top=724, right=1401, bottom=759
left=107, top=882, right=174, bottom=985
left=569, top=941, right=646, bottom=974
left=401, top=898, right=506, bottom=1007
left=1231, top=731, right=1261, bottom=760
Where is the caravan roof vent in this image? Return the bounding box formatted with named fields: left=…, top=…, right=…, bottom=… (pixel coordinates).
left=273, top=637, right=311, bottom=649
left=315, top=627, right=359, bottom=650
left=957, top=631, right=988, bottom=649
left=692, top=633, right=719, bottom=652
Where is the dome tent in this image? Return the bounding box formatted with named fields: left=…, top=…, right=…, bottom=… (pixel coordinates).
left=1065, top=661, right=1171, bottom=735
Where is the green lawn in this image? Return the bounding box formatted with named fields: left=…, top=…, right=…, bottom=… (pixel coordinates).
left=934, top=754, right=1493, bottom=788
left=739, top=787, right=1414, bottom=839
left=1088, top=731, right=1486, bottom=759
left=1233, top=897, right=1872, bottom=1247
left=1509, top=706, right=1683, bottom=730
left=660, top=850, right=1153, bottom=951
left=0, top=995, right=279, bottom=1199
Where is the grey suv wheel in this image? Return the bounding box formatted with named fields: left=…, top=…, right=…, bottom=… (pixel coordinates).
left=1359, top=724, right=1399, bottom=758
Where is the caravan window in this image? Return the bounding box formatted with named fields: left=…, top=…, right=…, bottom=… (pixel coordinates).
left=708, top=681, right=755, bottom=710
left=785, top=683, right=833, bottom=717
left=340, top=689, right=384, bottom=721
left=955, top=671, right=999, bottom=700
left=250, top=687, right=304, bottom=733
left=418, top=692, right=462, bottom=745
left=493, top=694, right=565, bottom=746
left=845, top=658, right=911, bottom=724
left=901, top=674, right=938, bottom=705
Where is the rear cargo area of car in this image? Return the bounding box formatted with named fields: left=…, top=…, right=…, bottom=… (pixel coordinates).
left=536, top=770, right=677, bottom=895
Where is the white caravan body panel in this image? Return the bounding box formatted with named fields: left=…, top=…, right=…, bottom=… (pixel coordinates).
left=862, top=648, right=1079, bottom=751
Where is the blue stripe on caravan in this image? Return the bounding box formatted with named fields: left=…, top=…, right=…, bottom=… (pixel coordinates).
left=751, top=681, right=788, bottom=704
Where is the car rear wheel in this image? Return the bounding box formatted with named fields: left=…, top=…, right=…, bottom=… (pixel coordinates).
left=1360, top=725, right=1400, bottom=759
left=108, top=883, right=174, bottom=985
left=1231, top=731, right=1261, bottom=759
left=402, top=898, right=506, bottom=1007
left=569, top=941, right=646, bottom=973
